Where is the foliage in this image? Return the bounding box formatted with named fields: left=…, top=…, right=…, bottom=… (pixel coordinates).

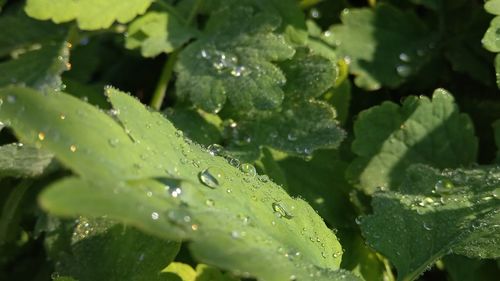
left=0, top=1, right=499, bottom=281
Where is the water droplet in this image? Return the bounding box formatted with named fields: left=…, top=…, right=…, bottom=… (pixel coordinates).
left=191, top=224, right=199, bottom=231
left=199, top=167, right=223, bottom=188
left=332, top=251, right=342, bottom=258
left=435, top=179, right=454, bottom=193
left=200, top=49, right=210, bottom=59
left=151, top=212, right=159, bottom=220
left=287, top=133, right=298, bottom=141
left=396, top=65, right=412, bottom=77
left=240, top=163, right=256, bottom=177
left=310, top=8, right=321, bottom=18
left=38, top=132, right=45, bottom=141
left=227, top=157, right=240, bottom=168
left=51, top=272, right=60, bottom=280
left=258, top=175, right=269, bottom=183
left=205, top=199, right=215, bottom=207
left=207, top=144, right=224, bottom=156
left=59, top=113, right=66, bottom=120
left=272, top=202, right=293, bottom=219
left=167, top=209, right=191, bottom=225
left=492, top=188, right=499, bottom=199
left=399, top=52, right=411, bottom=62
left=423, top=222, right=432, bottom=231
left=108, top=138, right=119, bottom=147
left=70, top=144, right=77, bottom=152
left=231, top=66, right=246, bottom=77
left=231, top=230, right=241, bottom=239
left=355, top=216, right=362, bottom=225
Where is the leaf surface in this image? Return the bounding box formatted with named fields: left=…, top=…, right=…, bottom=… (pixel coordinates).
left=329, top=4, right=438, bottom=90
left=25, top=0, right=153, bottom=30
left=0, top=143, right=53, bottom=178
left=125, top=11, right=197, bottom=57
left=361, top=164, right=500, bottom=281
left=347, top=89, right=477, bottom=194
left=0, top=86, right=360, bottom=281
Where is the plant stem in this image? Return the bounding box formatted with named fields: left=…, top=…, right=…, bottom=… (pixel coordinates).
left=149, top=0, right=203, bottom=110
left=0, top=180, right=31, bottom=245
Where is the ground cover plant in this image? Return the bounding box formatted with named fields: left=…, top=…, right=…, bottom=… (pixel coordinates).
left=0, top=0, right=499, bottom=280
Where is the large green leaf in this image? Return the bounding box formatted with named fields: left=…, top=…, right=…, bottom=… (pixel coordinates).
left=25, top=0, right=153, bottom=30
left=175, top=5, right=295, bottom=113
left=0, top=143, right=53, bottom=178
left=45, top=217, right=180, bottom=281
left=361, top=164, right=500, bottom=281
left=482, top=0, right=500, bottom=88
left=0, top=86, right=360, bottom=281
left=347, top=89, right=477, bottom=194
left=125, top=11, right=197, bottom=57
left=0, top=5, right=69, bottom=90
left=329, top=4, right=438, bottom=90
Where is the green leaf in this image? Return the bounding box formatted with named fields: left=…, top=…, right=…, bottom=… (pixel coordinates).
left=165, top=107, right=222, bottom=146
left=0, top=143, right=53, bottom=178
left=163, top=262, right=239, bottom=281
left=361, top=164, right=500, bottom=281
left=444, top=255, right=500, bottom=281
left=494, top=119, right=500, bottom=162
left=0, top=87, right=360, bottom=281
left=125, top=11, right=197, bottom=57
left=485, top=0, right=500, bottom=15
left=175, top=5, right=295, bottom=113
left=0, top=5, right=69, bottom=90
left=329, top=4, right=438, bottom=90
left=347, top=89, right=477, bottom=194
left=47, top=217, right=180, bottom=281
left=25, top=0, right=153, bottom=30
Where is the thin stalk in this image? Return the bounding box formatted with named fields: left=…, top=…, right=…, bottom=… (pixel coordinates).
left=0, top=180, right=32, bottom=245
left=150, top=0, right=203, bottom=110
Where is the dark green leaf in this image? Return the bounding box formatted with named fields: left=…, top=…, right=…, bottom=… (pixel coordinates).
left=329, top=4, right=438, bottom=90
left=494, top=119, right=500, bottom=162
left=361, top=164, right=500, bottom=281
left=0, top=143, right=53, bottom=178
left=347, top=89, right=477, bottom=194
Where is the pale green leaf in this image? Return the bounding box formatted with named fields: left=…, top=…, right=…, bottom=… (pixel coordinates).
left=25, top=0, right=153, bottom=30
left=0, top=143, right=53, bottom=178
left=347, top=89, right=477, bottom=194
left=125, top=11, right=197, bottom=57
left=0, top=87, right=360, bottom=281
left=163, top=263, right=239, bottom=281
left=329, top=4, right=438, bottom=90
left=485, top=0, right=500, bottom=15
left=361, top=164, right=500, bottom=281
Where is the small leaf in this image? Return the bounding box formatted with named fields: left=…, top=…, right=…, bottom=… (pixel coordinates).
left=329, top=4, right=438, bottom=90
left=361, top=164, right=500, bottom=281
left=175, top=5, right=295, bottom=113
left=46, top=217, right=180, bottom=281
left=0, top=87, right=360, bottom=281
left=0, top=143, right=53, bottom=178
left=347, top=89, right=477, bottom=194
left=0, top=5, right=69, bottom=90
left=125, top=11, right=197, bottom=57
left=25, top=0, right=153, bottom=30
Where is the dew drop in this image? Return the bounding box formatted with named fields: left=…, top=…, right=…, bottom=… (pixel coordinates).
left=240, top=163, right=256, bottom=177
left=205, top=199, right=215, bottom=207
left=231, top=66, right=246, bottom=77
left=51, top=272, right=60, bottom=280
left=191, top=224, right=199, bottom=231
left=59, top=113, right=66, bottom=120
left=38, top=132, right=45, bottom=141
left=272, top=202, right=293, bottom=219
left=423, top=222, right=432, bottom=231
left=199, top=167, right=223, bottom=188
left=310, top=8, right=321, bottom=18
left=396, top=65, right=412, bottom=77
left=258, top=175, right=269, bottom=183
left=287, top=133, right=298, bottom=141
left=227, top=157, right=240, bottom=168
left=108, top=138, right=119, bottom=147
left=492, top=188, right=499, bottom=199
left=69, top=144, right=77, bottom=152
left=435, top=179, right=454, bottom=192
left=151, top=212, right=159, bottom=220
left=399, top=52, right=411, bottom=62
left=207, top=143, right=224, bottom=156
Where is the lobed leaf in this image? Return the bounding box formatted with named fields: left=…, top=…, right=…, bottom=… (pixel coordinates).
left=347, top=89, right=477, bottom=194
left=175, top=5, right=295, bottom=113
left=125, top=11, right=197, bottom=57
left=45, top=217, right=180, bottom=281
left=25, top=0, right=153, bottom=30
left=361, top=164, right=500, bottom=281
left=0, top=5, right=69, bottom=90
left=0, top=143, right=53, bottom=178
left=329, top=4, right=438, bottom=90
left=0, top=86, right=360, bottom=281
